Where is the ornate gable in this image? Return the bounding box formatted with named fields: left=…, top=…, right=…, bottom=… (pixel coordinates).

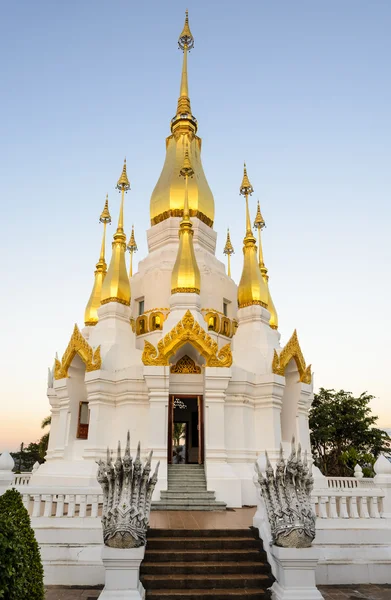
left=272, top=329, right=311, bottom=384
left=170, top=355, right=201, bottom=374
left=54, top=324, right=101, bottom=380
left=142, top=310, right=232, bottom=368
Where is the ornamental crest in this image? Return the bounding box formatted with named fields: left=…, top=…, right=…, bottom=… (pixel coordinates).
left=54, top=324, right=101, bottom=380
left=272, top=329, right=311, bottom=384
left=171, top=355, right=201, bottom=374
left=96, top=432, right=159, bottom=549
left=254, top=440, right=316, bottom=548
left=142, top=310, right=232, bottom=368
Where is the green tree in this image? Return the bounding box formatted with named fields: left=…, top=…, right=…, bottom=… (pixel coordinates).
left=0, top=489, right=44, bottom=599
left=11, top=443, right=42, bottom=473
left=38, top=415, right=51, bottom=460
left=309, top=388, right=390, bottom=477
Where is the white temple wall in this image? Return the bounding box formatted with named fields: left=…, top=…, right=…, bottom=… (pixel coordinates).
left=280, top=359, right=301, bottom=446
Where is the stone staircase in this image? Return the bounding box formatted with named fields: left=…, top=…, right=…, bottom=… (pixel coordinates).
left=152, top=464, right=226, bottom=511
left=140, top=527, right=274, bottom=599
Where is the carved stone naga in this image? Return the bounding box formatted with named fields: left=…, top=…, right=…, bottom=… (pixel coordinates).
left=254, top=439, right=316, bottom=548
left=96, top=432, right=159, bottom=548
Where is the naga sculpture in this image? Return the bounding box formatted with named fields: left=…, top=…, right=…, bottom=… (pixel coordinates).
left=96, top=432, right=159, bottom=548
left=254, top=439, right=316, bottom=548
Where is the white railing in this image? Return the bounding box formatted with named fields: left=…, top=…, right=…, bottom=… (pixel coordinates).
left=313, top=488, right=384, bottom=519
left=16, top=487, right=103, bottom=519
left=13, top=473, right=32, bottom=485
left=326, top=476, right=375, bottom=489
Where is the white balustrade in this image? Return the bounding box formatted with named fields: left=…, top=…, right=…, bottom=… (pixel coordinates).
left=13, top=487, right=104, bottom=519
left=312, top=488, right=384, bottom=519
left=13, top=473, right=32, bottom=485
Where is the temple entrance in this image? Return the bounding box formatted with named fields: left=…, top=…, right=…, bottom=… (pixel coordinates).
left=167, top=395, right=204, bottom=464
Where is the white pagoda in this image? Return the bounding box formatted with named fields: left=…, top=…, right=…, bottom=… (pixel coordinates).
left=34, top=11, right=313, bottom=508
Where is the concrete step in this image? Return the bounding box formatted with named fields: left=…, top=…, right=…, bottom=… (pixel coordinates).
left=141, top=560, right=270, bottom=575
left=143, top=548, right=267, bottom=562
left=146, top=536, right=260, bottom=551
left=160, top=491, right=216, bottom=500
left=142, top=573, right=271, bottom=590
left=144, top=590, right=270, bottom=600
left=147, top=529, right=259, bottom=539
left=151, top=503, right=226, bottom=511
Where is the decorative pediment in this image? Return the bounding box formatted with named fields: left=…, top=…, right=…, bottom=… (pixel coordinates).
left=171, top=355, right=201, bottom=374
left=142, top=310, right=232, bottom=368
left=54, top=324, right=101, bottom=380
left=272, top=329, right=312, bottom=384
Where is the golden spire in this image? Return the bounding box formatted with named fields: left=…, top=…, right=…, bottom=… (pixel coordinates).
left=149, top=11, right=215, bottom=229
left=223, top=229, right=234, bottom=278
left=84, top=195, right=112, bottom=326
left=171, top=149, right=201, bottom=294
left=172, top=10, right=197, bottom=135
left=253, top=200, right=278, bottom=330
left=127, top=225, right=138, bottom=278
left=237, top=164, right=269, bottom=309
left=100, top=159, right=131, bottom=306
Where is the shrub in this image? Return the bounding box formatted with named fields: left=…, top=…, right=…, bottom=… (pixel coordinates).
left=0, top=489, right=44, bottom=600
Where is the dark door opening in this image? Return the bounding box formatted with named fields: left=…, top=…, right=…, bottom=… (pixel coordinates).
left=168, top=395, right=204, bottom=464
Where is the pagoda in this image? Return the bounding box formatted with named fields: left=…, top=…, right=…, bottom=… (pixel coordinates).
left=34, top=12, right=313, bottom=508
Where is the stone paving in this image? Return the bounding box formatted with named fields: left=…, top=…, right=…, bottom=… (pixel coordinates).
left=45, top=585, right=391, bottom=599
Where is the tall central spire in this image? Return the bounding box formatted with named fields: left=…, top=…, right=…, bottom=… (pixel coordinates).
left=172, top=9, right=197, bottom=134
left=149, top=11, right=215, bottom=228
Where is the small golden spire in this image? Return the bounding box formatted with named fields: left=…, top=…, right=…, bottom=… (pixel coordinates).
left=101, top=160, right=131, bottom=306
left=172, top=11, right=197, bottom=134
left=127, top=225, right=138, bottom=278
left=171, top=149, right=201, bottom=294
left=237, top=164, right=269, bottom=309
left=223, top=229, right=234, bottom=278
left=253, top=199, right=278, bottom=330
left=84, top=196, right=112, bottom=326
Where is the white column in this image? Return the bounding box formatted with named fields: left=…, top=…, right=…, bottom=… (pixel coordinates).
left=297, top=385, right=314, bottom=454
left=254, top=376, right=285, bottom=461
left=84, top=374, right=116, bottom=459
left=45, top=387, right=60, bottom=460
left=204, top=367, right=241, bottom=507
left=144, top=366, right=170, bottom=499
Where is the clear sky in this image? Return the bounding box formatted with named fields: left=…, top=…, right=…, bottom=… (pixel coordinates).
left=0, top=1, right=390, bottom=452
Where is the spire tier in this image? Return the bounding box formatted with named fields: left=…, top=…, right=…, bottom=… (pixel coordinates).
left=101, top=160, right=131, bottom=306
left=171, top=150, right=201, bottom=294
left=84, top=196, right=112, bottom=326
left=127, top=225, right=138, bottom=278
left=223, top=228, right=234, bottom=278
left=237, top=165, right=269, bottom=309
left=253, top=200, right=278, bottom=329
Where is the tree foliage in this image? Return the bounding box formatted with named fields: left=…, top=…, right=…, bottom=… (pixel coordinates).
left=10, top=443, right=42, bottom=473
left=0, top=489, right=44, bottom=600
left=309, top=388, right=390, bottom=477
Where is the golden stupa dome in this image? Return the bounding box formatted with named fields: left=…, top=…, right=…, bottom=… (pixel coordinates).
left=149, top=11, right=215, bottom=228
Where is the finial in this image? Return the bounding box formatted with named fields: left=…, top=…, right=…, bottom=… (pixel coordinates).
left=100, top=194, right=112, bottom=225
left=223, top=229, right=234, bottom=256
left=180, top=148, right=194, bottom=178
left=116, top=158, right=130, bottom=192
left=254, top=200, right=265, bottom=230
left=127, top=225, right=138, bottom=253
left=178, top=9, right=194, bottom=51
left=240, top=162, right=254, bottom=196
left=223, top=228, right=234, bottom=278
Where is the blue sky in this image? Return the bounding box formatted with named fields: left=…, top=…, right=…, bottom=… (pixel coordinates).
left=0, top=1, right=390, bottom=451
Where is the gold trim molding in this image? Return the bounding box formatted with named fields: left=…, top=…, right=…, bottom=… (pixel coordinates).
left=151, top=209, right=213, bottom=229
left=272, top=329, right=312, bottom=384
left=171, top=355, right=201, bottom=374
left=54, top=324, right=102, bottom=380
left=142, top=310, right=232, bottom=368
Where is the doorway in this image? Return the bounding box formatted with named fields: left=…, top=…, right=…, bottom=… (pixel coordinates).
left=168, top=395, right=204, bottom=464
